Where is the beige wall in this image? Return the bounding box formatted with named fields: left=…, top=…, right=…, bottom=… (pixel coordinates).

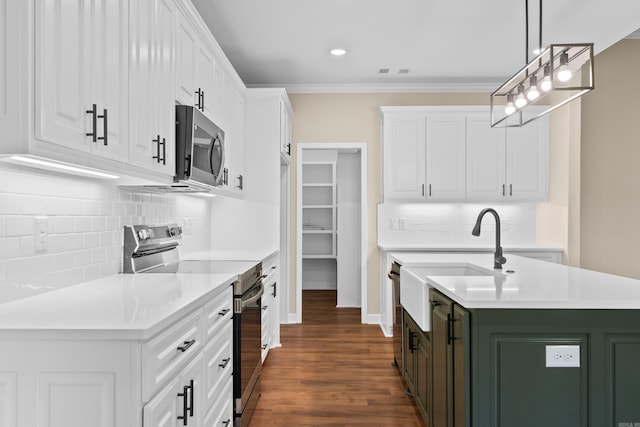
left=580, top=39, right=640, bottom=278
left=536, top=95, right=582, bottom=266
left=288, top=93, right=488, bottom=317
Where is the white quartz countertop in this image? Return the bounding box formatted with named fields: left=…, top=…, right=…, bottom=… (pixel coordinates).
left=0, top=273, right=236, bottom=340
left=394, top=252, right=640, bottom=309
left=183, top=249, right=278, bottom=262
left=379, top=243, right=562, bottom=252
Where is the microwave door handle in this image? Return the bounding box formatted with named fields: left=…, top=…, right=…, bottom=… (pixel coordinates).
left=208, top=137, right=215, bottom=177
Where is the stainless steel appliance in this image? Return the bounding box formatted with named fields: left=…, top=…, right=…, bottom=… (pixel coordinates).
left=123, top=224, right=264, bottom=426
left=388, top=261, right=403, bottom=372
left=175, top=105, right=226, bottom=190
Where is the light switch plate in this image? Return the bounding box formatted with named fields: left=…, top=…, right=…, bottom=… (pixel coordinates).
left=398, top=218, right=407, bottom=231
left=545, top=345, right=580, bottom=367
left=390, top=218, right=399, bottom=230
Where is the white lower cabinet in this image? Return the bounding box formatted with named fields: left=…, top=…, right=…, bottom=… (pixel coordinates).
left=202, top=377, right=233, bottom=427
left=0, top=341, right=131, bottom=427
left=261, top=252, right=280, bottom=361
left=0, top=285, right=234, bottom=427
left=144, top=353, right=205, bottom=427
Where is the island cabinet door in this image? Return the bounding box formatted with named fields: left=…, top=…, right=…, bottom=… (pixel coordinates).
left=451, top=304, right=469, bottom=427
left=403, top=313, right=417, bottom=395
left=431, top=291, right=453, bottom=427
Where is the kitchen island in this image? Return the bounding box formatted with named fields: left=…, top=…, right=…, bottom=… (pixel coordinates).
left=394, top=253, right=640, bottom=427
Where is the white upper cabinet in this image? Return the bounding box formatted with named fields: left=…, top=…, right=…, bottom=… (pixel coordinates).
left=280, top=100, right=292, bottom=160
left=466, top=114, right=507, bottom=201
left=381, top=112, right=426, bottom=202
left=466, top=113, right=547, bottom=202
left=381, top=106, right=547, bottom=203
left=129, top=0, right=176, bottom=174
left=426, top=114, right=467, bottom=201
left=381, top=110, right=466, bottom=202
left=175, top=11, right=197, bottom=107
left=35, top=0, right=129, bottom=161
left=221, top=80, right=246, bottom=195
left=0, top=0, right=23, bottom=147
left=175, top=8, right=216, bottom=121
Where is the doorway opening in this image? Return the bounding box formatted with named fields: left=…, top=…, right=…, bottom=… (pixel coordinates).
left=295, top=143, right=367, bottom=323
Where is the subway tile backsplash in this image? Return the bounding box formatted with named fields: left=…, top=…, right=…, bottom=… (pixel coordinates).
left=0, top=164, right=212, bottom=303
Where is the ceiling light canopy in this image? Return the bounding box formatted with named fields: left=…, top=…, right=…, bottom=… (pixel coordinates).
left=490, top=0, right=594, bottom=128
left=330, top=48, right=346, bottom=56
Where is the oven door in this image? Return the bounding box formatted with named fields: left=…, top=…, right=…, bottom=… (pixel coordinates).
left=233, top=282, right=264, bottom=425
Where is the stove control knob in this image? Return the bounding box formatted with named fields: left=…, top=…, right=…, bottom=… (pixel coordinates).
left=137, top=229, right=150, bottom=241
left=168, top=226, right=183, bottom=237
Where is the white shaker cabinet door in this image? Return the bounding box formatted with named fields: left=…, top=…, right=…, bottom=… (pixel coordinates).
left=35, top=0, right=128, bottom=161
left=143, top=377, right=182, bottom=427
left=175, top=11, right=197, bottom=107
left=196, top=40, right=216, bottom=121
left=0, top=372, right=17, bottom=427
left=382, top=113, right=426, bottom=201
left=129, top=0, right=176, bottom=174
left=466, top=114, right=507, bottom=201
left=506, top=118, right=548, bottom=201
left=425, top=114, right=467, bottom=201
left=89, top=0, right=129, bottom=161
left=35, top=0, right=90, bottom=152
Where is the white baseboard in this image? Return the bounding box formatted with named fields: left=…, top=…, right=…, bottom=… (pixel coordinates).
left=287, top=313, right=299, bottom=324
left=379, top=323, right=393, bottom=338
left=364, top=313, right=381, bottom=325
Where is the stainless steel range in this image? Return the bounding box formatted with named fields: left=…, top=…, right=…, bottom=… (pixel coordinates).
left=123, top=224, right=263, bottom=426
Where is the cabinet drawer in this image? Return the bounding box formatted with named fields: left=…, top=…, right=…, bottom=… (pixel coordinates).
left=203, top=320, right=233, bottom=411
left=203, top=376, right=233, bottom=427
left=202, top=286, right=233, bottom=344
left=142, top=309, right=202, bottom=401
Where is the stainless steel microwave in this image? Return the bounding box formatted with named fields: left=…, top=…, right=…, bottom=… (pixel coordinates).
left=175, top=105, right=225, bottom=189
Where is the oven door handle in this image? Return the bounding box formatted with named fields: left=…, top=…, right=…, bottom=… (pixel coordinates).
left=241, top=283, right=265, bottom=310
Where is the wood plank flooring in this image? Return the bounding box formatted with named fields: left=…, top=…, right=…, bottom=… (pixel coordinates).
left=249, top=290, right=425, bottom=426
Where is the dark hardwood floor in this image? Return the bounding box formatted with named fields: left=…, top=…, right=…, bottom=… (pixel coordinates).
left=249, top=290, right=425, bottom=426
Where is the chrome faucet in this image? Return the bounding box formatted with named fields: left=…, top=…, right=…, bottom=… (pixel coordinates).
left=472, top=208, right=507, bottom=269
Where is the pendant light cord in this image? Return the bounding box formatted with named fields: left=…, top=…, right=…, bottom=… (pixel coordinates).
left=525, top=0, right=529, bottom=64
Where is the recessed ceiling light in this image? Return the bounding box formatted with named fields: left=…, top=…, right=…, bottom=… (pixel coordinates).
left=330, top=48, right=346, bottom=56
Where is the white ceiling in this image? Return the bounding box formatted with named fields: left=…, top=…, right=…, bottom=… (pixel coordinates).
left=191, top=0, right=640, bottom=92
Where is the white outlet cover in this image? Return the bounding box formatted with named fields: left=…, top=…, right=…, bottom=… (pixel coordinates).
left=545, top=345, right=580, bottom=368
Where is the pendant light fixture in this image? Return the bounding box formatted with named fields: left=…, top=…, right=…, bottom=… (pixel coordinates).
left=490, top=0, right=594, bottom=127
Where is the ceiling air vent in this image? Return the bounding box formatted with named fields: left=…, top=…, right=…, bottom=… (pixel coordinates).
left=378, top=68, right=390, bottom=74
left=398, top=69, right=410, bottom=74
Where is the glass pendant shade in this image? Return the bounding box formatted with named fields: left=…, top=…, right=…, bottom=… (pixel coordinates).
left=490, top=43, right=594, bottom=127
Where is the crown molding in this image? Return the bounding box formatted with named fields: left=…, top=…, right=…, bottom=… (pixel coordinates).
left=246, top=81, right=503, bottom=94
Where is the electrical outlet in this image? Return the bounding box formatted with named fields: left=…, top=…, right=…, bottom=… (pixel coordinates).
left=398, top=218, right=407, bottom=231
left=545, top=345, right=580, bottom=367
left=34, top=216, right=49, bottom=251
left=390, top=218, right=399, bottom=230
